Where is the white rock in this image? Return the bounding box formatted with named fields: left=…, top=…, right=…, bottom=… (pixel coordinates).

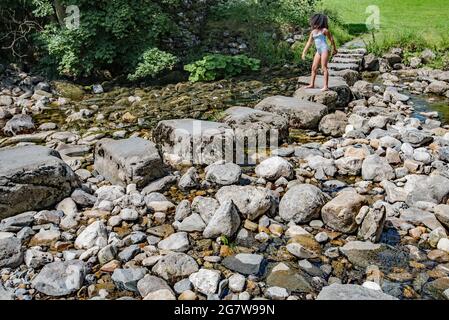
left=255, top=156, right=293, bottom=181
left=189, top=268, right=221, bottom=295
left=228, top=273, right=246, bottom=292
left=74, top=221, right=108, bottom=249
left=157, top=232, right=189, bottom=252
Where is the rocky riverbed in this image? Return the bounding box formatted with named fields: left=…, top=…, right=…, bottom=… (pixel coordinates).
left=1, top=43, right=449, bottom=301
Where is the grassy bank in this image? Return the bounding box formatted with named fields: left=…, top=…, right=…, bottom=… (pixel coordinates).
left=320, top=0, right=449, bottom=68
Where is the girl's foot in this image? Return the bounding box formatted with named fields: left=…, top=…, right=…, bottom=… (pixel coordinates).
left=321, top=87, right=329, bottom=91
left=305, top=85, right=315, bottom=89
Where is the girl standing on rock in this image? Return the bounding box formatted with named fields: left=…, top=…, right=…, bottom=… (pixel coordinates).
left=302, top=13, right=338, bottom=91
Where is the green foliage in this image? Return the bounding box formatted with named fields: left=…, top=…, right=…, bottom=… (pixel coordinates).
left=205, top=0, right=319, bottom=66
left=184, top=54, right=260, bottom=82
left=34, top=0, right=181, bottom=78
left=127, top=48, right=177, bottom=81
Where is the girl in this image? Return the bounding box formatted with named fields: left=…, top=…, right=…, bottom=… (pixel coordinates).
left=302, top=13, right=338, bottom=91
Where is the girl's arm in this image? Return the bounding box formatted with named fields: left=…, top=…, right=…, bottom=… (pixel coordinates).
left=302, top=32, right=313, bottom=60
left=324, top=29, right=338, bottom=55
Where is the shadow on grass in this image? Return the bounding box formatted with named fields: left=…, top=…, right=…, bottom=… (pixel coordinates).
left=344, top=23, right=369, bottom=35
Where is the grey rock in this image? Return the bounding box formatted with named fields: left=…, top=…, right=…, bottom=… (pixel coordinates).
left=317, top=283, right=398, bottom=300
left=137, top=275, right=173, bottom=298
left=153, top=119, right=234, bottom=165
left=279, top=184, right=329, bottom=223
left=174, top=200, right=192, bottom=222
left=189, top=268, right=221, bottom=295
left=205, top=161, right=242, bottom=186
left=222, top=106, right=289, bottom=143
left=222, top=253, right=265, bottom=275
left=158, top=232, right=190, bottom=252
left=3, top=114, right=35, bottom=136
left=74, top=221, right=108, bottom=250
left=192, top=196, right=219, bottom=224
left=297, top=75, right=352, bottom=107
left=111, top=268, right=146, bottom=292
left=215, top=185, right=278, bottom=220
left=0, top=145, right=78, bottom=219
left=177, top=213, right=206, bottom=232
left=319, top=111, right=348, bottom=137
left=203, top=200, right=241, bottom=239
left=255, top=156, right=293, bottom=181
left=0, top=236, right=23, bottom=268
left=178, top=167, right=199, bottom=190
left=362, top=155, right=395, bottom=182
left=152, top=252, right=199, bottom=282
left=32, top=260, right=86, bottom=296
left=71, top=189, right=96, bottom=207
left=322, top=190, right=367, bottom=233
left=255, top=96, right=328, bottom=129
left=94, top=137, right=165, bottom=188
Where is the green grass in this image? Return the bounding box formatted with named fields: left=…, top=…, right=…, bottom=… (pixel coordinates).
left=320, top=0, right=449, bottom=39
left=320, top=0, right=449, bottom=68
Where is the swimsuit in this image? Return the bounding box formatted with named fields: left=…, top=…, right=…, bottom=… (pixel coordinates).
left=313, top=30, right=329, bottom=55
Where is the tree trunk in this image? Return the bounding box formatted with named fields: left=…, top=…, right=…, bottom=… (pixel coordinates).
left=52, top=0, right=65, bottom=26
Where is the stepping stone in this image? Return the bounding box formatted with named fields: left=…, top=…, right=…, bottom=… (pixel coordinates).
left=293, top=87, right=338, bottom=109
left=329, top=62, right=360, bottom=72
left=254, top=96, right=328, bottom=130
left=338, top=48, right=367, bottom=55
left=0, top=145, right=78, bottom=219
left=334, top=53, right=365, bottom=60
left=153, top=119, right=234, bottom=165
left=329, top=69, right=360, bottom=86
left=222, top=106, right=289, bottom=143
left=297, top=75, right=352, bottom=108
left=94, top=137, right=166, bottom=188
left=332, top=57, right=363, bottom=66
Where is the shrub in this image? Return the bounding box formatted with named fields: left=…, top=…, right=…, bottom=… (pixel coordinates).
left=127, top=48, right=177, bottom=81
left=184, top=54, right=261, bottom=82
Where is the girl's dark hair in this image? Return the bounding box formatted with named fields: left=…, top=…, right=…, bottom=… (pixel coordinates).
left=310, top=13, right=329, bottom=30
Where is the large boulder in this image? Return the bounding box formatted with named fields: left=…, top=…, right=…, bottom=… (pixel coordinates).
left=94, top=137, right=165, bottom=188
left=279, top=184, right=329, bottom=223
left=293, top=87, right=338, bottom=110
left=297, top=75, right=352, bottom=107
left=222, top=106, right=289, bottom=143
left=317, top=283, right=397, bottom=300
left=351, top=80, right=374, bottom=99
left=0, top=145, right=78, bottom=219
left=153, top=119, right=234, bottom=165
left=322, top=190, right=367, bottom=233
left=255, top=156, right=293, bottom=181
left=255, top=96, right=328, bottom=129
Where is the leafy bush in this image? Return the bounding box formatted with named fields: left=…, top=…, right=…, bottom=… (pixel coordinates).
left=127, top=48, right=177, bottom=81
left=184, top=54, right=261, bottom=82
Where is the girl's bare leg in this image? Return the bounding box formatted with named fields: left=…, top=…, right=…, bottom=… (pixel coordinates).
left=321, top=50, right=330, bottom=91
left=306, top=52, right=321, bottom=89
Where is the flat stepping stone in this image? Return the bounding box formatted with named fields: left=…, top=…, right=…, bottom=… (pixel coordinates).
left=329, top=62, right=360, bottom=71
left=254, top=96, right=328, bottom=130
left=293, top=87, right=338, bottom=109
left=153, top=119, right=234, bottom=165
left=297, top=75, right=352, bottom=108
left=222, top=106, right=289, bottom=143
left=334, top=53, right=365, bottom=59
left=94, top=137, right=166, bottom=188
left=329, top=69, right=360, bottom=87
left=332, top=57, right=363, bottom=65
left=338, top=48, right=367, bottom=55
left=0, top=145, right=78, bottom=219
